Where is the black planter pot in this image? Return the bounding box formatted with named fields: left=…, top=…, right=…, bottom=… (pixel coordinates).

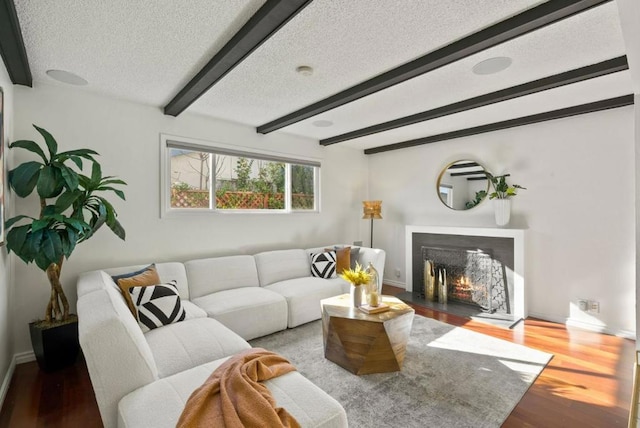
left=29, top=318, right=80, bottom=372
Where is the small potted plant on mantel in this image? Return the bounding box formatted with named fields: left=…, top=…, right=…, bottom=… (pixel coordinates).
left=5, top=125, right=126, bottom=371
left=486, top=172, right=526, bottom=227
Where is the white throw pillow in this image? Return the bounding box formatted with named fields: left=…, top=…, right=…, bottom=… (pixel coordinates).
left=310, top=251, right=337, bottom=279
left=129, top=280, right=186, bottom=332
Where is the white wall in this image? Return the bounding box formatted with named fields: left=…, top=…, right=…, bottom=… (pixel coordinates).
left=615, top=0, right=640, bottom=350
left=0, top=62, right=13, bottom=401
left=10, top=83, right=369, bottom=354
left=368, top=107, right=636, bottom=336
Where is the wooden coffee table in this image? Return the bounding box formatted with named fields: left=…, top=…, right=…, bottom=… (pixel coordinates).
left=320, top=294, right=415, bottom=375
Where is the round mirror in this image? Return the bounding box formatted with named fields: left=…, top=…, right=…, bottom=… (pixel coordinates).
left=437, top=160, right=489, bottom=210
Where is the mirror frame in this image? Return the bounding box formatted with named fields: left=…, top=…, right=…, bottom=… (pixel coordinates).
left=437, top=160, right=489, bottom=211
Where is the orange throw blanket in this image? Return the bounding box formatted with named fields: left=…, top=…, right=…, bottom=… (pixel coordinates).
left=177, top=348, right=301, bottom=428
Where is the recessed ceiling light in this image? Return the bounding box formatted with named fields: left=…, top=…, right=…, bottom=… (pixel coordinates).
left=45, top=69, right=88, bottom=86
left=296, top=65, right=314, bottom=76
left=312, top=120, right=333, bottom=127
left=472, top=57, right=512, bottom=75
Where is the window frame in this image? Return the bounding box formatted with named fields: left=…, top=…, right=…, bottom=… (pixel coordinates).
left=160, top=134, right=321, bottom=217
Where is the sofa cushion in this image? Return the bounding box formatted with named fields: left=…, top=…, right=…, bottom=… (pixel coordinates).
left=254, top=249, right=310, bottom=286
left=265, top=278, right=343, bottom=328
left=144, top=318, right=250, bottom=378
left=310, top=251, right=337, bottom=279
left=116, top=265, right=161, bottom=319
left=181, top=301, right=207, bottom=319
left=192, top=288, right=288, bottom=340
left=185, top=255, right=259, bottom=299
left=118, top=358, right=348, bottom=428
left=325, top=277, right=351, bottom=294
left=111, top=264, right=154, bottom=283
left=325, top=246, right=352, bottom=273
left=130, top=281, right=186, bottom=332
left=103, top=262, right=191, bottom=299
left=306, top=245, right=363, bottom=271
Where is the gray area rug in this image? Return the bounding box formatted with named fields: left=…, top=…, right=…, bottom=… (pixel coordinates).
left=250, top=315, right=552, bottom=428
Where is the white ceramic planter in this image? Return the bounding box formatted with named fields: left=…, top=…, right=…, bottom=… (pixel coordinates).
left=494, top=199, right=511, bottom=227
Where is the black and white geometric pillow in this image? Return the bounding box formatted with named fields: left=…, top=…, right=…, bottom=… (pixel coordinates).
left=310, top=251, right=337, bottom=279
left=128, top=280, right=186, bottom=333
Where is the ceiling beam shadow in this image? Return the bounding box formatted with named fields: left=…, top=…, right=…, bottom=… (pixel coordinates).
left=0, top=0, right=31, bottom=86
left=164, top=0, right=313, bottom=117
left=257, top=0, right=612, bottom=134
left=321, top=56, right=628, bottom=146
left=364, top=94, right=634, bottom=155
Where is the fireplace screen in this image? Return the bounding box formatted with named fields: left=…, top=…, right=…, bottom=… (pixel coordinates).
left=421, top=246, right=509, bottom=314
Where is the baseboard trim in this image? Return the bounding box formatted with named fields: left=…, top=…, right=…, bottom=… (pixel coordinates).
left=565, top=318, right=635, bottom=339
left=565, top=318, right=606, bottom=333
left=527, top=311, right=636, bottom=339
left=383, top=279, right=406, bottom=289
left=0, top=356, right=16, bottom=411
left=15, top=351, right=35, bottom=365
left=615, top=329, right=636, bottom=340
left=527, top=311, right=566, bottom=325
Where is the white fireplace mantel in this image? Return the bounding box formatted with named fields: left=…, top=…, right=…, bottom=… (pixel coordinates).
left=405, top=225, right=526, bottom=321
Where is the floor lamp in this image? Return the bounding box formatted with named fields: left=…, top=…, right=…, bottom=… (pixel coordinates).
left=362, top=201, right=382, bottom=248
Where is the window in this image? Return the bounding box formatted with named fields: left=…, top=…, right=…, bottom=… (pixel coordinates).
left=439, top=184, right=452, bottom=206
left=163, top=137, right=319, bottom=214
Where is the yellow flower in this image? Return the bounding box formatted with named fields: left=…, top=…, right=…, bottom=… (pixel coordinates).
left=339, top=262, right=372, bottom=286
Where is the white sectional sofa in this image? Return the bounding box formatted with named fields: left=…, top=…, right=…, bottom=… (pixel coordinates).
left=77, top=245, right=385, bottom=428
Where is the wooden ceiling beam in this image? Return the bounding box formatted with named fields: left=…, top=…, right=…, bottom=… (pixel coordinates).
left=364, top=95, right=634, bottom=155
left=321, top=56, right=628, bottom=146
left=448, top=162, right=480, bottom=169
left=164, top=0, right=313, bottom=117
left=257, top=0, right=612, bottom=134
left=0, top=0, right=31, bottom=86
left=450, top=171, right=486, bottom=177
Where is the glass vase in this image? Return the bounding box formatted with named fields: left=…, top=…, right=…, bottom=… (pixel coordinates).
left=365, top=262, right=381, bottom=307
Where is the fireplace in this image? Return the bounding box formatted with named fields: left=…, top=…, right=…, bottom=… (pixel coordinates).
left=403, top=226, right=525, bottom=327
left=421, top=246, right=509, bottom=314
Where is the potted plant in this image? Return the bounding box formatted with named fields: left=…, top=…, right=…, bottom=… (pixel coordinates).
left=5, top=125, right=126, bottom=371
left=339, top=262, right=372, bottom=307
left=486, top=172, right=526, bottom=227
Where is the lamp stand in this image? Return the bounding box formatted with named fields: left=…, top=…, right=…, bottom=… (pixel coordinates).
left=370, top=218, right=374, bottom=248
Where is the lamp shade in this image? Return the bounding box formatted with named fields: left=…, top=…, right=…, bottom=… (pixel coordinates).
left=362, top=200, right=382, bottom=219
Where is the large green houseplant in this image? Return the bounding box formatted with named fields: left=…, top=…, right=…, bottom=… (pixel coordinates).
left=5, top=125, right=126, bottom=369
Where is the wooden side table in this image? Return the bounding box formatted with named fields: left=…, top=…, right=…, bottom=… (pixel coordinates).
left=320, top=294, right=415, bottom=375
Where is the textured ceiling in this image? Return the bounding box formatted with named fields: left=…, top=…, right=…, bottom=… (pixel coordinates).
left=343, top=71, right=633, bottom=151
left=283, top=2, right=627, bottom=142
left=15, top=0, right=266, bottom=106
left=13, top=0, right=632, bottom=152
left=190, top=0, right=544, bottom=122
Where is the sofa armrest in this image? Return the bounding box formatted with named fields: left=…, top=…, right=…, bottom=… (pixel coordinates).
left=78, top=287, right=159, bottom=428
left=355, top=247, right=386, bottom=282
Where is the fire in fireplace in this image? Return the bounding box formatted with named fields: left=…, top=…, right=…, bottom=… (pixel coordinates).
left=421, top=246, right=509, bottom=314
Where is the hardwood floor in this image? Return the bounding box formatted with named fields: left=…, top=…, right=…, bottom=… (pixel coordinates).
left=0, top=356, right=101, bottom=427
left=381, top=285, right=635, bottom=428
left=0, top=285, right=635, bottom=427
